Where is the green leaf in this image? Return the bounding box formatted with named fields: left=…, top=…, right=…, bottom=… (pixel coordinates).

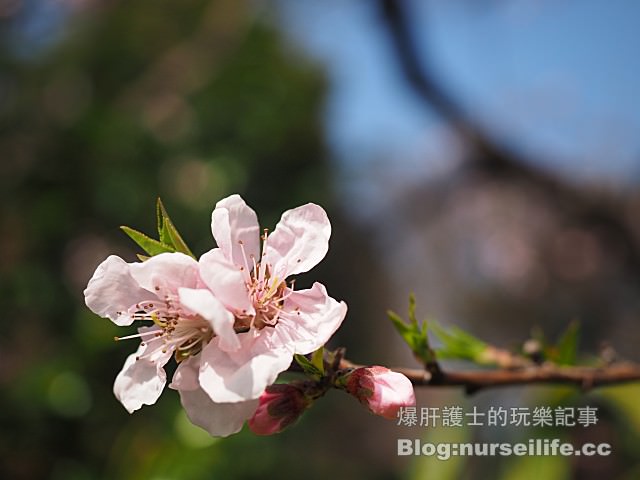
left=555, top=321, right=579, bottom=366
left=388, top=310, right=412, bottom=337
left=294, top=354, right=323, bottom=379
left=387, top=295, right=435, bottom=365
left=156, top=198, right=195, bottom=258
left=408, top=292, right=418, bottom=326
left=431, top=322, right=489, bottom=364
left=156, top=198, right=172, bottom=246
left=120, top=226, right=175, bottom=256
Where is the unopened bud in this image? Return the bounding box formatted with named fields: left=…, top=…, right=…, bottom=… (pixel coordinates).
left=345, top=366, right=415, bottom=419
left=248, top=383, right=311, bottom=435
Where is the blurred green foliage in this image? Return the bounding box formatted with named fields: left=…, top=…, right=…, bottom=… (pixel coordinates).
left=0, top=1, right=353, bottom=478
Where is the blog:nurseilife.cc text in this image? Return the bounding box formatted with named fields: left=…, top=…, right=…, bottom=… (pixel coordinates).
left=397, top=438, right=611, bottom=460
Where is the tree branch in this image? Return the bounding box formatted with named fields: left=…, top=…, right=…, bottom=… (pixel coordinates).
left=379, top=0, right=640, bottom=274
left=340, top=359, right=640, bottom=394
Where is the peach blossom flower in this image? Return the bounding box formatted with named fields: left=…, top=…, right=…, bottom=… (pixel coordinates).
left=85, top=195, right=347, bottom=436
left=84, top=252, right=235, bottom=415
left=194, top=194, right=347, bottom=404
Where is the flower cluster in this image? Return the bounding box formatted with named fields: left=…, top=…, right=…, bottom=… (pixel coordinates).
left=85, top=194, right=347, bottom=436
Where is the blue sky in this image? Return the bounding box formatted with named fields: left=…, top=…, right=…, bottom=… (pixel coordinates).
left=275, top=0, right=640, bottom=201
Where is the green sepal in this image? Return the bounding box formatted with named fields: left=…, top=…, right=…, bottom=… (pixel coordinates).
left=156, top=198, right=195, bottom=259
left=311, top=347, right=325, bottom=376
left=294, top=354, right=323, bottom=380
left=387, top=293, right=435, bottom=365
left=120, top=226, right=175, bottom=256
left=333, top=370, right=351, bottom=390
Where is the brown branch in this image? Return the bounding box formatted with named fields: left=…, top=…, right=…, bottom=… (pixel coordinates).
left=378, top=0, right=526, bottom=167
left=379, top=0, right=640, bottom=273
left=339, top=359, right=640, bottom=394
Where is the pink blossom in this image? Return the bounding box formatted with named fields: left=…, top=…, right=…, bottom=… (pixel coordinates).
left=83, top=253, right=232, bottom=408
left=195, top=194, right=348, bottom=404
left=247, top=383, right=310, bottom=435
left=85, top=251, right=259, bottom=436
left=84, top=195, right=347, bottom=437
left=346, top=366, right=416, bottom=419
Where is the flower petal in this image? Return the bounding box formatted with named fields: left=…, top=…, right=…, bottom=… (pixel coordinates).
left=263, top=203, right=331, bottom=278
left=198, top=333, right=293, bottom=403
left=171, top=354, right=259, bottom=437
left=178, top=287, right=240, bottom=352
left=199, top=248, right=254, bottom=315
left=170, top=355, right=201, bottom=391
left=128, top=252, right=199, bottom=297
left=211, top=194, right=260, bottom=268
left=113, top=331, right=172, bottom=413
left=277, top=282, right=347, bottom=355
left=179, top=387, right=259, bottom=437
left=84, top=255, right=150, bottom=326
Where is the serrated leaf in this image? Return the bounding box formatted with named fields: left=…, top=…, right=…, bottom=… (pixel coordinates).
left=294, top=354, right=323, bottom=379
left=156, top=198, right=195, bottom=258
left=121, top=226, right=175, bottom=256
left=555, top=321, right=579, bottom=366
left=311, top=347, right=325, bottom=376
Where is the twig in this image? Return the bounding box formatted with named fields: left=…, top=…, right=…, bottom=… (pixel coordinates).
left=339, top=359, right=640, bottom=394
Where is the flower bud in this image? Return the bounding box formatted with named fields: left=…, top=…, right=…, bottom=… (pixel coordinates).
left=346, top=366, right=415, bottom=419
left=248, top=383, right=311, bottom=435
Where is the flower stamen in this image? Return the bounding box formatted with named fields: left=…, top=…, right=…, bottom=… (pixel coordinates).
left=115, top=295, right=213, bottom=362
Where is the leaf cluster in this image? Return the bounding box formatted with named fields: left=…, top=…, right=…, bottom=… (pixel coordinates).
left=121, top=199, right=195, bottom=260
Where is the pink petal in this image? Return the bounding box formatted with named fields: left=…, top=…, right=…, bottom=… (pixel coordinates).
left=199, top=248, right=254, bottom=315
left=211, top=194, right=260, bottom=268
left=277, top=282, right=347, bottom=355
left=84, top=255, right=150, bottom=326
left=198, top=333, right=293, bottom=403
left=367, top=368, right=416, bottom=419
left=263, top=203, right=331, bottom=279
left=170, top=356, right=201, bottom=391
left=113, top=330, right=172, bottom=413
left=179, top=387, right=259, bottom=437
left=171, top=354, right=259, bottom=437
left=178, top=287, right=240, bottom=352
left=128, top=252, right=199, bottom=297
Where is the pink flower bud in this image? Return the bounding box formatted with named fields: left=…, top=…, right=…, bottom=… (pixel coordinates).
left=248, top=384, right=310, bottom=435
left=346, top=366, right=416, bottom=419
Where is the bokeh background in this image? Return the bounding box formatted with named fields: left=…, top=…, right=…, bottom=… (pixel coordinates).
left=2, top=0, right=640, bottom=478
